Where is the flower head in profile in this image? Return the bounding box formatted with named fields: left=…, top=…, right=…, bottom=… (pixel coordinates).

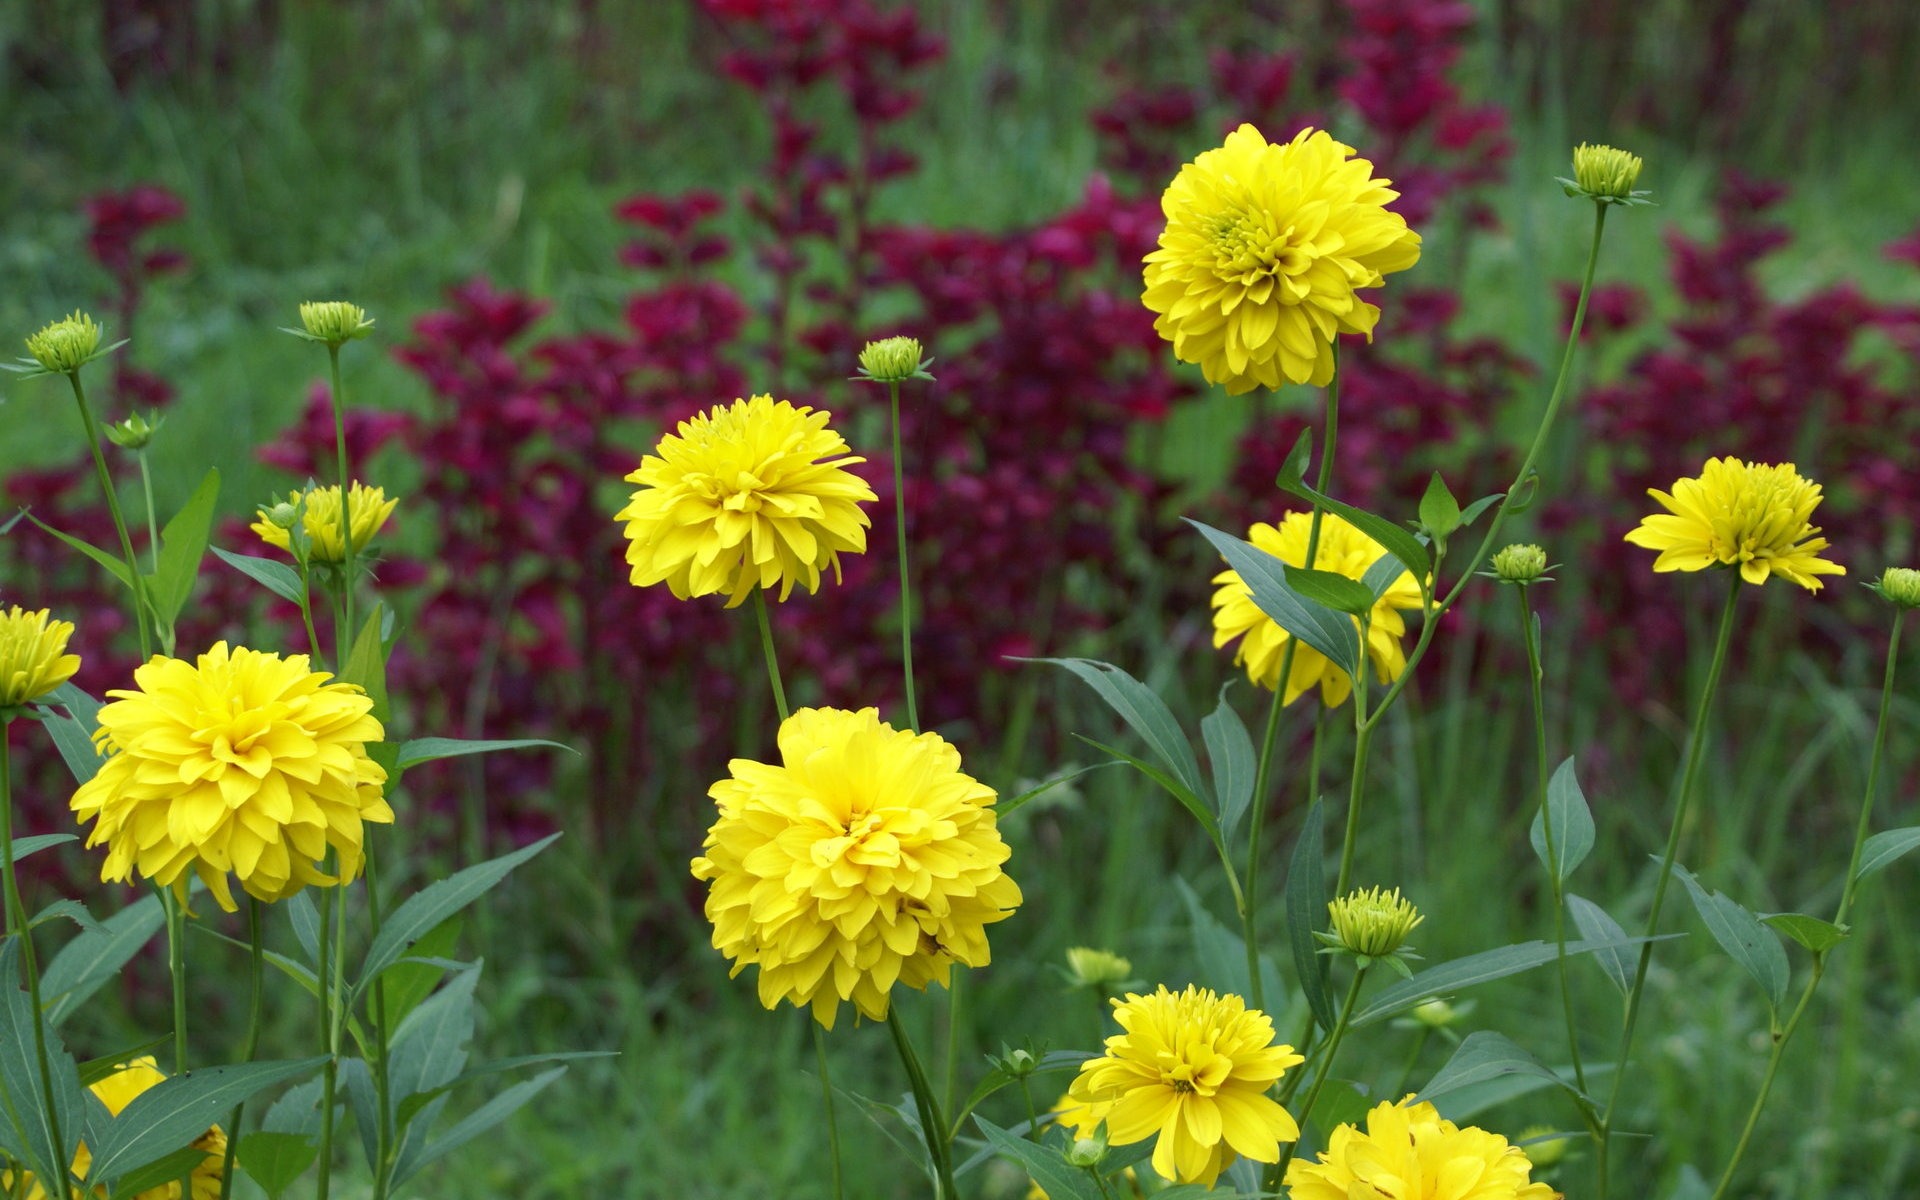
left=22, top=311, right=106, bottom=375
left=1286, top=1097, right=1555, bottom=1200
left=0, top=607, right=81, bottom=710
left=1144, top=125, right=1422, bottom=393
left=1624, top=457, right=1844, bottom=590
left=1065, top=946, right=1134, bottom=990
left=1325, top=885, right=1424, bottom=960
left=1067, top=985, right=1302, bottom=1187
left=294, top=300, right=374, bottom=347
left=71, top=642, right=392, bottom=910
left=692, top=706, right=1020, bottom=1029
left=1562, top=143, right=1649, bottom=205
left=855, top=336, right=932, bottom=383
left=1870, top=566, right=1920, bottom=610
left=250, top=483, right=398, bottom=565
left=1212, top=512, right=1425, bottom=706
left=8, top=1057, right=227, bottom=1200
left=617, top=395, right=877, bottom=608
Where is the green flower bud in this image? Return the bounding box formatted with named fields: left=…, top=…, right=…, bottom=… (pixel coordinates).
left=297, top=301, right=374, bottom=347
left=1873, top=566, right=1920, bottom=610
left=1518, top=1126, right=1570, bottom=1169
left=1410, top=997, right=1460, bottom=1029
left=1491, top=543, right=1550, bottom=585
left=26, top=312, right=104, bottom=374
left=105, top=411, right=162, bottom=450
left=1327, top=886, right=1424, bottom=958
left=1066, top=1133, right=1107, bottom=1169
left=1064, top=946, right=1133, bottom=989
left=1560, top=143, right=1650, bottom=206
left=265, top=502, right=301, bottom=530
left=855, top=335, right=931, bottom=383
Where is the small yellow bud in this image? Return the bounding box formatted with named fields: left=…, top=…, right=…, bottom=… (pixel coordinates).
left=1491, top=543, right=1550, bottom=585
left=1517, top=1125, right=1570, bottom=1169
left=1567, top=143, right=1645, bottom=204
left=856, top=335, right=929, bottom=383
left=1064, top=947, right=1133, bottom=988
left=297, top=301, right=375, bottom=347
left=1327, top=886, right=1424, bottom=958
left=105, top=411, right=161, bottom=450
left=25, top=312, right=104, bottom=374
left=1874, top=566, right=1920, bottom=610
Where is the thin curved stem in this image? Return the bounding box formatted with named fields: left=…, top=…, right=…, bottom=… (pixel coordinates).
left=751, top=590, right=790, bottom=723
left=1272, top=963, right=1369, bottom=1187
left=887, top=1007, right=957, bottom=1199
left=66, top=371, right=152, bottom=659
left=888, top=380, right=919, bottom=731
left=218, top=898, right=265, bottom=1199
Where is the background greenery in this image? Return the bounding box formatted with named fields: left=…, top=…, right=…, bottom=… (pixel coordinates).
left=3, top=2, right=1919, bottom=1197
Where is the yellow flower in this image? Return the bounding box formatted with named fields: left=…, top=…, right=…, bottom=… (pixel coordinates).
left=1067, top=985, right=1302, bottom=1187
left=1285, top=1097, right=1556, bottom=1200
left=8, top=1057, right=227, bottom=1200
left=1211, top=512, right=1424, bottom=706
left=0, top=607, right=81, bottom=708
left=1143, top=125, right=1422, bottom=393
left=616, top=395, right=877, bottom=607
left=1623, top=456, right=1844, bottom=590
left=71, top=642, right=392, bottom=911
left=1327, top=885, right=1424, bottom=958
left=250, top=483, right=399, bottom=565
left=691, top=706, right=1020, bottom=1029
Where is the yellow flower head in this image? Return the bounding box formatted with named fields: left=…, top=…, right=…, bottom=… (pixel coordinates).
left=1623, top=456, right=1845, bottom=590
left=70, top=642, right=393, bottom=911
left=1065, top=946, right=1134, bottom=989
left=617, top=395, right=877, bottom=608
left=297, top=300, right=374, bottom=346
left=9, top=1057, right=227, bottom=1200
left=1144, top=125, right=1422, bottom=393
left=1067, top=985, right=1303, bottom=1187
left=1327, top=885, right=1424, bottom=957
left=251, top=483, right=399, bottom=565
left=1211, top=512, right=1424, bottom=706
left=0, top=607, right=81, bottom=709
left=25, top=312, right=104, bottom=374
left=691, top=706, right=1021, bottom=1030
left=1286, top=1097, right=1556, bottom=1200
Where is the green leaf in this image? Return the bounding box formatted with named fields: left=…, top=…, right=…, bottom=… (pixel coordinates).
left=974, top=1118, right=1101, bottom=1200
left=995, top=762, right=1122, bottom=820
left=1305, top=1079, right=1374, bottom=1142
left=10, top=834, right=77, bottom=863
left=356, top=834, right=560, bottom=990
left=1856, top=827, right=1920, bottom=880
left=1200, top=686, right=1256, bottom=845
left=0, top=938, right=86, bottom=1188
left=1271, top=429, right=1432, bottom=578
left=150, top=469, right=219, bottom=630
left=29, top=899, right=101, bottom=935
left=1674, top=864, right=1789, bottom=1014
left=77, top=1038, right=173, bottom=1087
left=210, top=547, right=307, bottom=606
left=391, top=737, right=575, bottom=776
left=1530, top=757, right=1596, bottom=885
left=1459, top=493, right=1504, bottom=526
left=381, top=920, right=465, bottom=1030
left=49, top=682, right=100, bottom=734
left=1352, top=935, right=1672, bottom=1026
left=1027, top=658, right=1210, bottom=810
left=1566, top=895, right=1634, bottom=994
left=286, top=892, right=321, bottom=967
left=389, top=968, right=480, bottom=1116
left=262, top=1078, right=326, bottom=1137
left=85, top=1057, right=328, bottom=1188
left=1418, top=472, right=1461, bottom=539
left=341, top=605, right=392, bottom=726
left=38, top=710, right=102, bottom=785
left=1286, top=800, right=1337, bottom=1032
left=237, top=1130, right=319, bottom=1200
left=1285, top=566, right=1378, bottom=615
left=1077, top=736, right=1217, bottom=843
left=1187, top=520, right=1361, bottom=678
left=1761, top=913, right=1849, bottom=954
left=23, top=512, right=132, bottom=588
left=1175, top=878, right=1279, bottom=1003
left=1360, top=552, right=1411, bottom=603
left=43, top=894, right=164, bottom=1024
left=1417, top=1031, right=1587, bottom=1105
left=111, top=1144, right=219, bottom=1198
left=388, top=1066, right=568, bottom=1190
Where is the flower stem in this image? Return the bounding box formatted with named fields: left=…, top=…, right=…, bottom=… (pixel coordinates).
left=366, top=848, right=396, bottom=1200
left=1597, top=572, right=1742, bottom=1193
left=1017, top=1075, right=1040, bottom=1140
left=1519, top=585, right=1588, bottom=1096
left=66, top=370, right=152, bottom=659
left=813, top=1024, right=846, bottom=1200
left=1273, top=962, right=1369, bottom=1185
left=315, top=869, right=336, bottom=1200
left=1708, top=609, right=1904, bottom=1199
left=0, top=729, right=65, bottom=1190
left=751, top=590, right=790, bottom=724
left=888, top=380, right=919, bottom=730
left=218, top=898, right=265, bottom=1199
left=327, top=346, right=357, bottom=647
left=886, top=1006, right=957, bottom=1200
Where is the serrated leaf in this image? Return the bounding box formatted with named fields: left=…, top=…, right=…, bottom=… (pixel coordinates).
left=210, top=547, right=307, bottom=605
left=151, top=469, right=219, bottom=630
left=1272, top=429, right=1431, bottom=578
left=237, top=1130, right=319, bottom=1199
left=1674, top=864, right=1789, bottom=1014
left=29, top=899, right=101, bottom=935
left=975, top=1118, right=1101, bottom=1200
left=1352, top=935, right=1673, bottom=1026
left=1419, top=472, right=1461, bottom=538
left=1566, top=895, right=1633, bottom=994
left=1760, top=912, right=1849, bottom=954
left=1856, top=827, right=1920, bottom=881
left=1188, top=520, right=1361, bottom=678
left=43, top=894, right=164, bottom=1024
left=1530, top=757, right=1596, bottom=885
left=1287, top=800, right=1337, bottom=1032
left=1027, top=658, right=1209, bottom=809
left=1200, top=686, right=1256, bottom=845
left=356, top=834, right=559, bottom=990
left=1417, top=1031, right=1586, bottom=1105
left=85, top=1057, right=327, bottom=1188
left=391, top=737, right=574, bottom=775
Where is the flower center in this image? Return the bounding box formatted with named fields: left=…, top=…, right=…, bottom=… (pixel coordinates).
left=1210, top=210, right=1309, bottom=282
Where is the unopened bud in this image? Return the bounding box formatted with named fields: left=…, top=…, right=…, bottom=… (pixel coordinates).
left=1066, top=1132, right=1107, bottom=1168
left=1565, top=143, right=1647, bottom=205
left=265, top=502, right=300, bottom=530
left=1327, top=886, right=1424, bottom=958
left=105, top=411, right=161, bottom=450
left=1491, top=543, right=1549, bottom=585
left=856, top=335, right=930, bottom=383
left=296, top=301, right=374, bottom=347
left=1064, top=947, right=1133, bottom=989
left=1873, top=566, right=1920, bottom=610
left=25, top=312, right=104, bottom=374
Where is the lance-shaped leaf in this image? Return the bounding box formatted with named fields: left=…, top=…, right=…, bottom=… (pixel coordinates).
left=1855, top=827, right=1920, bottom=881
left=1286, top=800, right=1337, bottom=1031
left=388, top=1066, right=568, bottom=1190
left=1674, top=864, right=1788, bottom=1013
left=210, top=547, right=306, bottom=606
left=392, top=737, right=575, bottom=776
left=83, top=1057, right=327, bottom=1189
left=356, top=834, right=559, bottom=990
left=1566, top=895, right=1634, bottom=994
left=1028, top=658, right=1210, bottom=810
left=1200, top=686, right=1256, bottom=844
left=1271, top=429, right=1431, bottom=578
left=1187, top=520, right=1361, bottom=679
left=1352, top=934, right=1673, bottom=1026
left=0, top=939, right=86, bottom=1187
left=1416, top=1030, right=1587, bottom=1105
left=43, top=895, right=164, bottom=1024
left=150, top=469, right=219, bottom=630
left=974, top=1118, right=1101, bottom=1200
left=1530, top=757, right=1596, bottom=885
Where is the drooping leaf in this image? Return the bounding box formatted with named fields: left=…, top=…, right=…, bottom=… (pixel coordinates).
left=1286, top=800, right=1337, bottom=1032
left=286, top=892, right=321, bottom=967
left=28, top=899, right=101, bottom=935
left=1187, top=520, right=1361, bottom=679
left=10, top=834, right=77, bottom=864
left=1417, top=1031, right=1587, bottom=1105
left=43, top=894, right=164, bottom=1024
left=1272, top=429, right=1432, bottom=578
left=23, top=513, right=132, bottom=588
left=391, top=737, right=574, bottom=776
left=1674, top=864, right=1789, bottom=1014
left=1076, top=736, right=1217, bottom=843
left=1760, top=913, right=1849, bottom=954
left=1027, top=658, right=1210, bottom=809
left=1855, top=827, right=1920, bottom=881
left=150, top=469, right=219, bottom=630
left=1200, top=686, right=1256, bottom=845
left=1566, top=895, right=1634, bottom=995
left=210, top=547, right=306, bottom=606
left=356, top=834, right=559, bottom=990
left=1530, top=757, right=1596, bottom=885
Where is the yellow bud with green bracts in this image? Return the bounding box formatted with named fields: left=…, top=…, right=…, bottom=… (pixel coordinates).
left=854, top=335, right=932, bottom=383
left=294, top=301, right=374, bottom=347
left=1560, top=143, right=1651, bottom=206
left=25, top=312, right=105, bottom=374
left=1490, top=543, right=1550, bottom=585
left=1326, top=885, right=1424, bottom=959
left=1872, top=566, right=1920, bottom=610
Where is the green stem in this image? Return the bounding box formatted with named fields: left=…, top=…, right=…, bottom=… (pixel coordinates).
left=1017, top=1075, right=1040, bottom=1141
left=751, top=590, right=790, bottom=723
left=886, top=1007, right=956, bottom=1200
left=943, top=971, right=962, bottom=1119
left=327, top=346, right=357, bottom=648
left=1598, top=572, right=1742, bottom=1193
left=1332, top=607, right=1375, bottom=900
left=136, top=452, right=161, bottom=573
left=315, top=868, right=336, bottom=1200
left=813, top=1024, right=846, bottom=1200
left=888, top=380, right=919, bottom=731
left=1273, top=963, right=1369, bottom=1186
left=367, top=846, right=395, bottom=1200
left=0, top=731, right=65, bottom=1191
left=1709, top=610, right=1905, bottom=1200
left=218, top=898, right=265, bottom=1200
left=1520, top=585, right=1588, bottom=1095
left=164, top=888, right=188, bottom=1075
left=1362, top=203, right=1612, bottom=736
left=66, top=370, right=152, bottom=659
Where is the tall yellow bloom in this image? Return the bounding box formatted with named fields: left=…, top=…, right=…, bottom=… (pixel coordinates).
left=1067, top=985, right=1302, bottom=1187
left=70, top=642, right=392, bottom=910
left=0, top=607, right=81, bottom=708
left=617, top=395, right=876, bottom=607
left=1144, top=125, right=1422, bottom=393
left=250, top=482, right=399, bottom=565
left=8, top=1058, right=227, bottom=1200
left=1285, top=1097, right=1555, bottom=1200
left=1211, top=512, right=1424, bottom=706
left=1623, top=456, right=1844, bottom=590
left=692, top=706, right=1020, bottom=1029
